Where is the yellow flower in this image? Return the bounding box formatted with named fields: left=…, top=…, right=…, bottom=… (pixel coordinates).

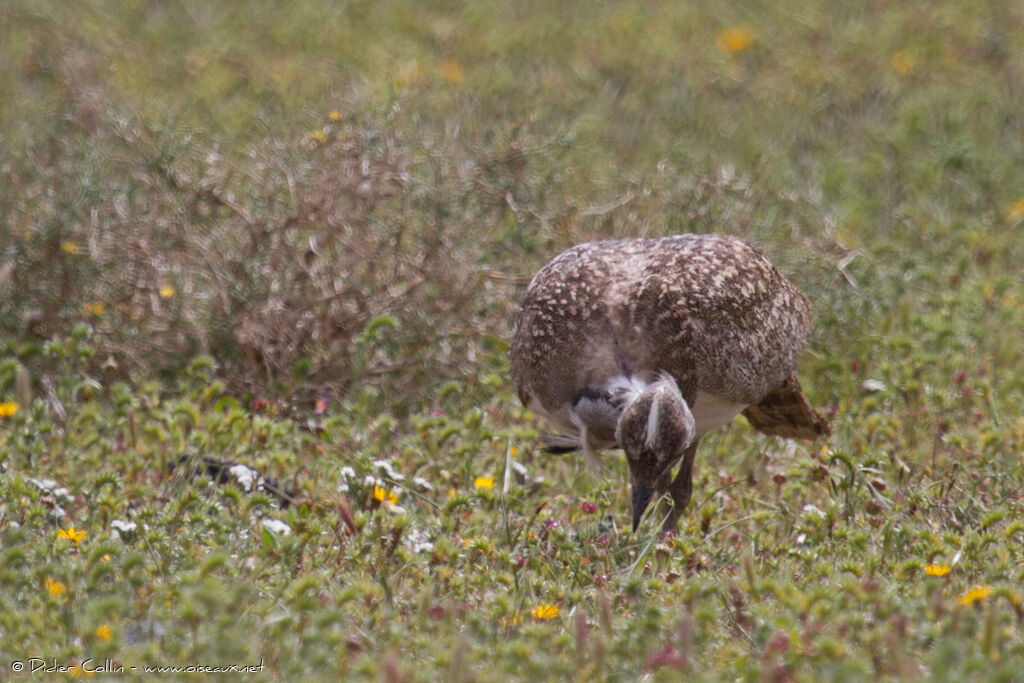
left=958, top=585, right=994, bottom=606
left=716, top=27, right=755, bottom=55
left=498, top=613, right=524, bottom=627
left=532, top=604, right=560, bottom=620
left=159, top=285, right=175, bottom=299
left=328, top=110, right=342, bottom=121
left=891, top=50, right=914, bottom=74
left=59, top=526, right=87, bottom=546
left=1008, top=198, right=1024, bottom=222
left=83, top=302, right=106, bottom=315
left=46, top=577, right=66, bottom=595
left=68, top=663, right=94, bottom=679
left=474, top=476, right=495, bottom=490
left=373, top=484, right=398, bottom=505
left=60, top=240, right=79, bottom=255
left=440, top=59, right=465, bottom=84
left=509, top=446, right=518, bottom=457
left=924, top=564, right=950, bottom=577
left=96, top=624, right=112, bottom=641
left=0, top=402, right=18, bottom=418
left=310, top=128, right=327, bottom=142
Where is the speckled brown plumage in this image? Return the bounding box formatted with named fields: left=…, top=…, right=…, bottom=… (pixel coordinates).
left=510, top=233, right=829, bottom=531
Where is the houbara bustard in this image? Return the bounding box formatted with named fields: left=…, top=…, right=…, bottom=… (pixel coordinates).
left=510, top=234, right=830, bottom=532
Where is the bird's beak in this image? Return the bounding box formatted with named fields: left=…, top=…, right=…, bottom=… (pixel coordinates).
left=631, top=476, right=655, bottom=532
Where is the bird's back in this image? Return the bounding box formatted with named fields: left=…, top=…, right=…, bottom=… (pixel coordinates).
left=510, top=234, right=815, bottom=429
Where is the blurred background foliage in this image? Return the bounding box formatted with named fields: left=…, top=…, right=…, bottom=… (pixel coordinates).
left=3, top=0, right=1023, bottom=416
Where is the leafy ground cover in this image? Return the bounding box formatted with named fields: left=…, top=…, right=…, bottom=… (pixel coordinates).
left=2, top=1, right=1024, bottom=679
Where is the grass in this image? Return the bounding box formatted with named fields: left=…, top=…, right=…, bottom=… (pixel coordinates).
left=2, top=0, right=1024, bottom=679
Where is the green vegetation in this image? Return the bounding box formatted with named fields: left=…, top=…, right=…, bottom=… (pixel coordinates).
left=3, top=1, right=1024, bottom=679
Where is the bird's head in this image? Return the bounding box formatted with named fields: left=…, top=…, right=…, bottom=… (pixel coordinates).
left=615, top=374, right=695, bottom=531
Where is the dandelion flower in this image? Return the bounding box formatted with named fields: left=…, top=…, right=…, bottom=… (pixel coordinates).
left=1008, top=198, right=1024, bottom=222
left=46, top=577, right=66, bottom=595
left=373, top=484, right=398, bottom=505
left=440, top=59, right=465, bottom=84
left=159, top=285, right=175, bottom=299
left=60, top=240, right=79, bottom=255
left=532, top=604, right=560, bottom=620
left=474, top=476, right=495, bottom=490
left=924, top=564, right=950, bottom=577
left=96, top=624, right=112, bottom=641
left=716, top=27, right=755, bottom=55
left=958, top=585, right=994, bottom=606
left=310, top=128, right=327, bottom=143
left=328, top=110, right=342, bottom=121
left=83, top=302, right=106, bottom=315
left=891, top=50, right=914, bottom=74
left=0, top=402, right=18, bottom=418
left=58, top=526, right=87, bottom=546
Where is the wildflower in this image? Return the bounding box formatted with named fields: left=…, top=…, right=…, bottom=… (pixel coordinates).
left=60, top=240, right=79, bottom=255
left=111, top=519, right=137, bottom=542
left=261, top=519, right=291, bottom=536
left=0, top=402, right=18, bottom=418
left=83, top=302, right=106, bottom=315
left=924, top=564, right=951, bottom=577
left=532, top=604, right=560, bottom=620
left=474, top=476, right=495, bottom=490
left=499, top=613, right=525, bottom=627
left=580, top=501, right=599, bottom=514
left=96, top=624, right=112, bottom=641
left=310, top=128, right=327, bottom=142
left=159, top=285, right=175, bottom=299
left=509, top=446, right=518, bottom=457
left=1008, top=198, right=1024, bottom=222
left=373, top=484, right=398, bottom=505
left=891, top=50, right=914, bottom=74
left=440, top=59, right=464, bottom=84
left=46, top=577, right=66, bottom=595
left=59, top=526, right=87, bottom=546
left=328, top=110, right=342, bottom=121
left=716, top=27, right=755, bottom=55
left=958, top=585, right=994, bottom=606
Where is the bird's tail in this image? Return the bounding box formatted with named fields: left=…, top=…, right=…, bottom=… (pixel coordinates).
left=540, top=432, right=582, bottom=454
left=742, top=375, right=831, bottom=440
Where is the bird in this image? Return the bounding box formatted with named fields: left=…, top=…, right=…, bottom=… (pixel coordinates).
left=509, top=233, right=830, bottom=532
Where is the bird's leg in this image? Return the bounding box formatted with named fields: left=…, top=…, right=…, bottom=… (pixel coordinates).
left=661, top=440, right=700, bottom=532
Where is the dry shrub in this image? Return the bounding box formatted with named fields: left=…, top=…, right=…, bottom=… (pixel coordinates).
left=1, top=86, right=557, bottom=410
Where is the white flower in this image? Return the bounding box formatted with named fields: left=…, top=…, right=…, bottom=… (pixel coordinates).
left=413, top=476, right=433, bottom=491
left=372, top=460, right=405, bottom=481
left=801, top=504, right=825, bottom=519
left=261, top=519, right=291, bottom=536
left=861, top=379, right=887, bottom=393
left=229, top=465, right=260, bottom=492
left=29, top=478, right=72, bottom=501
left=406, top=527, right=434, bottom=553
left=111, top=519, right=138, bottom=541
